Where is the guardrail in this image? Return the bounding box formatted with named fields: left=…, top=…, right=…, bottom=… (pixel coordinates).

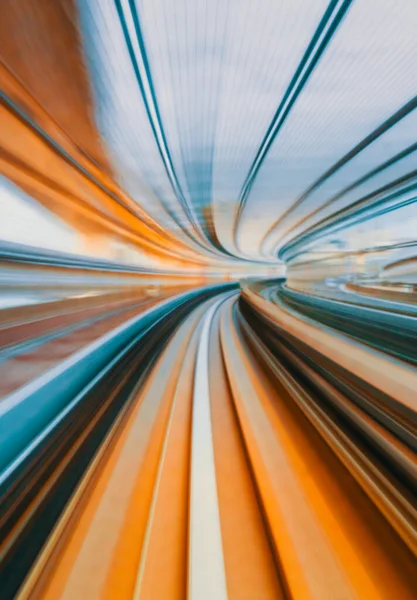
left=0, top=284, right=234, bottom=484
left=0, top=241, right=159, bottom=273
left=240, top=281, right=417, bottom=412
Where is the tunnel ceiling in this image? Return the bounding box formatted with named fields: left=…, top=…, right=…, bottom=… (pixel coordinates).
left=1, top=0, right=417, bottom=269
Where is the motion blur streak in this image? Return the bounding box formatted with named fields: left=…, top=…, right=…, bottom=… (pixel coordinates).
left=0, top=0, right=416, bottom=598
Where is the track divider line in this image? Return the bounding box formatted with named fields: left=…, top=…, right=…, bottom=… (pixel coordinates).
left=188, top=297, right=228, bottom=600
left=208, top=305, right=284, bottom=599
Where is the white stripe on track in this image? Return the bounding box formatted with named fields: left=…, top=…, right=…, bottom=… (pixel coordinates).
left=188, top=296, right=229, bottom=600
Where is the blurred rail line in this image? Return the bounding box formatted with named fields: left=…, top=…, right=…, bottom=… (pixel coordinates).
left=1, top=0, right=416, bottom=596
left=0, top=282, right=412, bottom=599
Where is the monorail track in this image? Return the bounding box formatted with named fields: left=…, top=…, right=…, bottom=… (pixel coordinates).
left=1, top=284, right=414, bottom=599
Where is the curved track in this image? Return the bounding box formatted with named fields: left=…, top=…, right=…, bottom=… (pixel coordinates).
left=274, top=283, right=417, bottom=365
left=0, top=283, right=415, bottom=599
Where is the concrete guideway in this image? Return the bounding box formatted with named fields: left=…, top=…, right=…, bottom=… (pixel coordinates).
left=12, top=287, right=417, bottom=600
